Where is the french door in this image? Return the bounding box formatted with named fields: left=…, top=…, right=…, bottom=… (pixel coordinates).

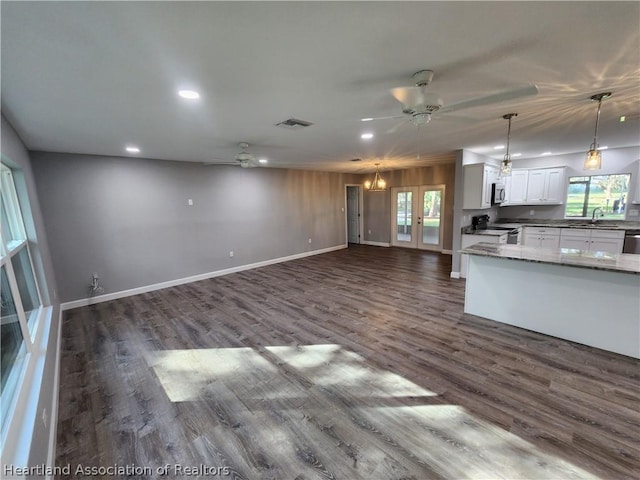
left=391, top=185, right=445, bottom=250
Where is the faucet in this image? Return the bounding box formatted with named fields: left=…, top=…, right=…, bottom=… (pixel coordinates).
left=591, top=207, right=604, bottom=224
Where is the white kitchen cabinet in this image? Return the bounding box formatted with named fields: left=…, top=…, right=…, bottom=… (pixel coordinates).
left=523, top=227, right=561, bottom=249
left=634, top=160, right=640, bottom=204
left=559, top=228, right=624, bottom=254
left=502, top=169, right=528, bottom=205
left=463, top=163, right=499, bottom=209
left=524, top=167, right=566, bottom=204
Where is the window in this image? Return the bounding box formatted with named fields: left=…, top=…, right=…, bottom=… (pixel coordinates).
left=0, top=163, right=43, bottom=431
left=565, top=174, right=631, bottom=219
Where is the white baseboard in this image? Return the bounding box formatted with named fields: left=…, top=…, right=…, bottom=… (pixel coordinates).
left=361, top=241, right=391, bottom=247
left=450, top=271, right=461, bottom=279
left=61, top=244, right=347, bottom=311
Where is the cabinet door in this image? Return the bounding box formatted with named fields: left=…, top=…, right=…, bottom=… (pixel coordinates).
left=526, top=170, right=546, bottom=202
left=508, top=170, right=529, bottom=204
left=560, top=236, right=590, bottom=250
left=589, top=238, right=624, bottom=254
left=544, top=168, right=566, bottom=203
left=523, top=233, right=540, bottom=247
left=540, top=235, right=560, bottom=249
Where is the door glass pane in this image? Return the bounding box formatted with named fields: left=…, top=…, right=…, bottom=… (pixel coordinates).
left=396, top=191, right=412, bottom=242
left=422, top=190, right=441, bottom=245
left=1, top=266, right=26, bottom=399
left=11, top=247, right=41, bottom=326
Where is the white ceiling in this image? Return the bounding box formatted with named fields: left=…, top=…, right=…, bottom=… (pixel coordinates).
left=2, top=2, right=639, bottom=173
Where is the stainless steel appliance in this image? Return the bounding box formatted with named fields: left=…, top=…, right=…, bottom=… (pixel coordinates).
left=492, top=183, right=506, bottom=204
left=623, top=231, right=640, bottom=254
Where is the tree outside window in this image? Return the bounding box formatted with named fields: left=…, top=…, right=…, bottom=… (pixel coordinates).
left=565, top=174, right=630, bottom=219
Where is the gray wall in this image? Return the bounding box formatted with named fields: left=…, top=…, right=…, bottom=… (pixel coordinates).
left=0, top=115, right=60, bottom=469
left=361, top=159, right=456, bottom=248
left=31, top=152, right=359, bottom=303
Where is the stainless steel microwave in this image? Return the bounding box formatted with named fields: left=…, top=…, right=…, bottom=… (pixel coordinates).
left=492, top=183, right=505, bottom=204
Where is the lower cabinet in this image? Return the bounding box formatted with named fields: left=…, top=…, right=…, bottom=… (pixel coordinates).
left=522, top=227, right=561, bottom=249
left=559, top=228, right=624, bottom=254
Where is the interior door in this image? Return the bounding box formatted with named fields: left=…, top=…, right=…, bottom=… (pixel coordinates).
left=391, top=185, right=445, bottom=250
left=346, top=186, right=360, bottom=244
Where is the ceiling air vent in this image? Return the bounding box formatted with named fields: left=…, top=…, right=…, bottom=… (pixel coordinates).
left=276, top=118, right=314, bottom=130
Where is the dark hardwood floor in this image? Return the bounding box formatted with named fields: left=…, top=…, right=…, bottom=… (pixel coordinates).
left=56, top=245, right=639, bottom=479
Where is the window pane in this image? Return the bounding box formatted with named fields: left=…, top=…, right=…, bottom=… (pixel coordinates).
left=565, top=174, right=630, bottom=219
left=1, top=266, right=26, bottom=398
left=10, top=247, right=41, bottom=325
left=0, top=165, right=27, bottom=250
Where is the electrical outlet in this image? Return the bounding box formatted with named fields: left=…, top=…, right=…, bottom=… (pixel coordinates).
left=368, top=229, right=371, bottom=234
left=308, top=238, right=312, bottom=244
left=529, top=209, right=535, bottom=216
left=188, top=199, right=193, bottom=206
left=229, top=251, right=234, bottom=257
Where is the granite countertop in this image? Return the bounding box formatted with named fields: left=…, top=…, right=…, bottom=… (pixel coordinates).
left=462, top=219, right=640, bottom=235
left=460, top=242, right=640, bottom=275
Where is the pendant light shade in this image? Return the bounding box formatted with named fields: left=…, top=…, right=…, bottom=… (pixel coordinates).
left=364, top=163, right=386, bottom=191
left=584, top=92, right=611, bottom=170
left=500, top=113, right=517, bottom=177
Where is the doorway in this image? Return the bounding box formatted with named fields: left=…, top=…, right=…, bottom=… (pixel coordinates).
left=391, top=185, right=445, bottom=250
left=345, top=185, right=363, bottom=244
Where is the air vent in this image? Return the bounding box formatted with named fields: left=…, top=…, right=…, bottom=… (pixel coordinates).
left=350, top=158, right=362, bottom=162
left=276, top=118, right=314, bottom=130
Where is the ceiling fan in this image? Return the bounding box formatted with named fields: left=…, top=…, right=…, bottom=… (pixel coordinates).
left=206, top=142, right=265, bottom=168
left=364, top=69, right=538, bottom=130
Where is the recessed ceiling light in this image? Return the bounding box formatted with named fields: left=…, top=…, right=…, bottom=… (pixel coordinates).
left=125, top=146, right=140, bottom=153
left=178, top=90, right=200, bottom=99
left=258, top=158, right=268, bottom=164
left=511, top=153, right=522, bottom=157
left=619, top=116, right=626, bottom=122
left=494, top=145, right=505, bottom=150
left=361, top=133, right=374, bottom=140
left=361, top=118, right=373, bottom=122
left=541, top=151, right=552, bottom=156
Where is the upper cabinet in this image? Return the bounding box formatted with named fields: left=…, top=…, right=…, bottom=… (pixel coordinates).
left=463, top=163, right=499, bottom=209
left=526, top=167, right=565, bottom=204
left=503, top=169, right=529, bottom=205
left=634, top=160, right=640, bottom=204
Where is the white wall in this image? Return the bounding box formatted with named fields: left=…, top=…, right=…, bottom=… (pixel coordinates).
left=498, top=146, right=640, bottom=220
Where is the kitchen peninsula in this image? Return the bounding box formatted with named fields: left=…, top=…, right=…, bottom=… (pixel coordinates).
left=461, top=243, right=640, bottom=358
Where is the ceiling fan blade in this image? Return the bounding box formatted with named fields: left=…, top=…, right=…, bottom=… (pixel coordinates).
left=390, top=86, right=425, bottom=109
left=438, top=84, right=539, bottom=114
left=386, top=119, right=411, bottom=134
left=362, top=114, right=406, bottom=122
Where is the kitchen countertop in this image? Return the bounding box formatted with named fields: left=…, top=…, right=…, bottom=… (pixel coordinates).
left=462, top=219, right=640, bottom=235
left=462, top=229, right=510, bottom=237
left=460, top=242, right=640, bottom=274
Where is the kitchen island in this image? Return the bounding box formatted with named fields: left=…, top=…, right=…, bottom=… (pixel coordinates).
left=461, top=243, right=640, bottom=358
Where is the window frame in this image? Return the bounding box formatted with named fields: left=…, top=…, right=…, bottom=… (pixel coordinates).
left=0, top=163, right=45, bottom=438
left=564, top=173, right=631, bottom=219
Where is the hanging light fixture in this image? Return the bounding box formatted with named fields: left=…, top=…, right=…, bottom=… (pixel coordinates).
left=584, top=92, right=611, bottom=170
left=500, top=113, right=518, bottom=177
left=364, top=163, right=387, bottom=191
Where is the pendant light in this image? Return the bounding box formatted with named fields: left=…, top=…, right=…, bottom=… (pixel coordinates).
left=500, top=113, right=518, bottom=177
left=584, top=92, right=611, bottom=170
left=364, top=163, right=386, bottom=191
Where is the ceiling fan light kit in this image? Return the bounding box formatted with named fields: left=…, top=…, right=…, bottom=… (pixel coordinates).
left=500, top=113, right=518, bottom=177
left=584, top=92, right=611, bottom=171
left=364, top=163, right=387, bottom=191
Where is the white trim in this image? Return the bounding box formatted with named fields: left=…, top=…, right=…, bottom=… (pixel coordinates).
left=361, top=241, right=391, bottom=247
left=442, top=249, right=453, bottom=255
left=450, top=271, right=461, bottom=279
left=61, top=244, right=347, bottom=311
left=45, top=309, right=62, bottom=479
